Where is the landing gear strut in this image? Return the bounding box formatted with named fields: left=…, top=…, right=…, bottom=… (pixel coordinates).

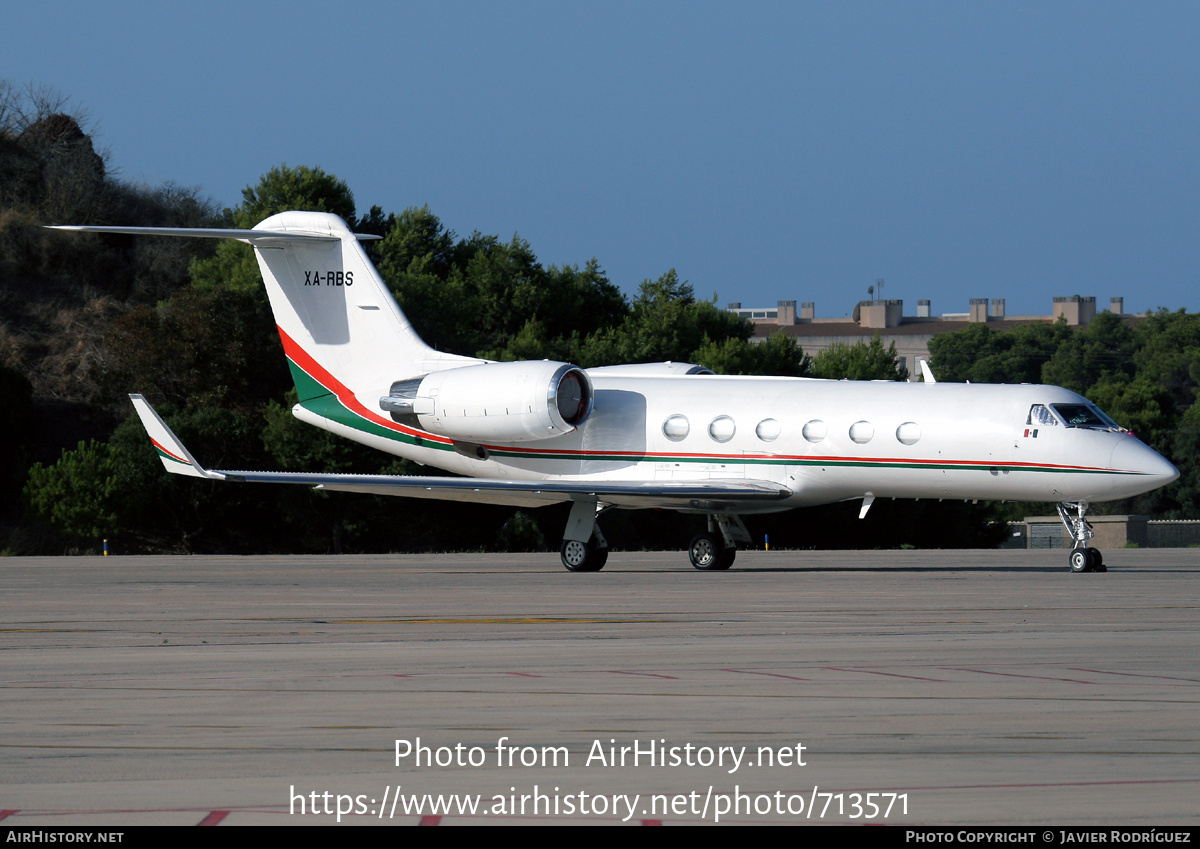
left=557, top=504, right=755, bottom=573
left=1058, top=501, right=1107, bottom=573
left=559, top=499, right=609, bottom=572
left=688, top=514, right=751, bottom=571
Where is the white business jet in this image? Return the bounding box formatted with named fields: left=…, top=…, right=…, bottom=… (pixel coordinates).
left=51, top=212, right=1179, bottom=573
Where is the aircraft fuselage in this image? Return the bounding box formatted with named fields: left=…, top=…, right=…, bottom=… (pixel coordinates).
left=311, top=375, right=1175, bottom=512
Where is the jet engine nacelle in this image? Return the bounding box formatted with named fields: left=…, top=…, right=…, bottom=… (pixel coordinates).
left=380, top=360, right=593, bottom=444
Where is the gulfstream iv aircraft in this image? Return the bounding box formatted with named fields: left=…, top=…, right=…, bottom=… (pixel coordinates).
left=52, top=212, right=1179, bottom=572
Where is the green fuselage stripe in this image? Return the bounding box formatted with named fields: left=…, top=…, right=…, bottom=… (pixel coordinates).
left=288, top=359, right=333, bottom=403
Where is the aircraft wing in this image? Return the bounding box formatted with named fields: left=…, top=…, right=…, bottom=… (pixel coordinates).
left=130, top=395, right=790, bottom=511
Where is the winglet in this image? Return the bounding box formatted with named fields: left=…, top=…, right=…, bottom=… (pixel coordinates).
left=918, top=359, right=937, bottom=383
left=129, top=394, right=223, bottom=479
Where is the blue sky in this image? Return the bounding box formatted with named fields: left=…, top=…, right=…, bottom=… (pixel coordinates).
left=4, top=1, right=1198, bottom=318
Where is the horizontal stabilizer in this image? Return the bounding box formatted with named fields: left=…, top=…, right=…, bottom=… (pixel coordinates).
left=47, top=225, right=381, bottom=242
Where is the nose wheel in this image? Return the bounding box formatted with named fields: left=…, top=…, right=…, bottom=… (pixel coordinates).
left=1059, top=502, right=1106, bottom=573
left=1069, top=546, right=1106, bottom=573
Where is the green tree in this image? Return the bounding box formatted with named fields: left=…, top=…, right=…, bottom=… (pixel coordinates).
left=190, top=164, right=357, bottom=292
left=1085, top=374, right=1173, bottom=446
left=693, top=330, right=811, bottom=376
left=104, top=406, right=282, bottom=553
left=811, top=336, right=908, bottom=381
left=103, top=284, right=290, bottom=413
left=574, top=270, right=746, bottom=367
left=1041, top=310, right=1135, bottom=393
left=231, top=164, right=355, bottom=229
left=1165, top=404, right=1200, bottom=519
left=376, top=208, right=627, bottom=361
left=929, top=320, right=1072, bottom=384
left=1129, top=309, right=1200, bottom=412
left=24, top=440, right=122, bottom=545
left=375, top=205, right=457, bottom=281
left=262, top=394, right=414, bottom=553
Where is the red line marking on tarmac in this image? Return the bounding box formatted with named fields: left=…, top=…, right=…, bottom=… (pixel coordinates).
left=197, top=811, right=229, bottom=826
left=836, top=777, right=1200, bottom=794
left=938, top=667, right=1097, bottom=684
left=0, top=811, right=17, bottom=821
left=505, top=672, right=544, bottom=677
left=1067, top=668, right=1200, bottom=684
left=418, top=815, right=442, bottom=826
left=610, top=670, right=679, bottom=679
left=641, top=818, right=662, bottom=826
left=722, top=668, right=812, bottom=681
left=822, top=667, right=947, bottom=681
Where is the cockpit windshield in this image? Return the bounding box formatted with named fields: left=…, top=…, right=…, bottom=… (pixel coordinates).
left=1050, top=404, right=1121, bottom=429
left=1027, top=403, right=1123, bottom=430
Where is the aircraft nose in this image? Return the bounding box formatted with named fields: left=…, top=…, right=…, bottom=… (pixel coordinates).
left=1109, top=437, right=1180, bottom=488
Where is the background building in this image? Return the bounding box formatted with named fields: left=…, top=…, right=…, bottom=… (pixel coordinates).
left=728, top=295, right=1134, bottom=374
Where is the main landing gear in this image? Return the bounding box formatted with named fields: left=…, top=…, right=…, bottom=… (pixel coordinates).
left=1058, top=501, right=1107, bottom=573
left=557, top=503, right=752, bottom=573
left=688, top=514, right=751, bottom=571
left=559, top=500, right=610, bottom=572
left=560, top=537, right=608, bottom=572
left=688, top=532, right=733, bottom=570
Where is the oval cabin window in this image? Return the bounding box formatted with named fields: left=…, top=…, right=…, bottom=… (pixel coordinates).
left=802, top=420, right=827, bottom=443
left=708, top=416, right=736, bottom=443
left=755, top=418, right=781, bottom=442
left=662, top=415, right=690, bottom=441
left=896, top=422, right=921, bottom=445
left=849, top=421, right=874, bottom=444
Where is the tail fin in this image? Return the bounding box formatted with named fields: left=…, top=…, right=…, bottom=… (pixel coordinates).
left=248, top=212, right=482, bottom=403
left=50, top=213, right=481, bottom=403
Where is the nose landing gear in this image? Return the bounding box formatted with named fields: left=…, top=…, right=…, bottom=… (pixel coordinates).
left=1058, top=502, right=1107, bottom=573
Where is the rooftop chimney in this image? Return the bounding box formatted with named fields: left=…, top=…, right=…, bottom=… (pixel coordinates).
left=1053, top=295, right=1097, bottom=326
left=861, top=299, right=903, bottom=328
left=776, top=300, right=796, bottom=325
